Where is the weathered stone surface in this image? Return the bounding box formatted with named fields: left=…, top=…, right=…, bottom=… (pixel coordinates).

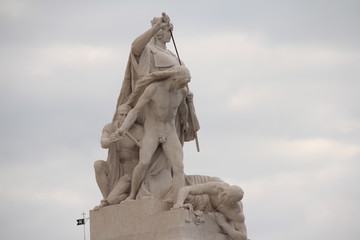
left=91, top=12, right=247, bottom=240
left=90, top=199, right=230, bottom=240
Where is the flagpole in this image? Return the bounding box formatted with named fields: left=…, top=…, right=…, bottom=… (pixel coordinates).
left=82, top=212, right=86, bottom=240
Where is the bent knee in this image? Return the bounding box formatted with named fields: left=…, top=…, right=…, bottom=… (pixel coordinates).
left=94, top=160, right=107, bottom=173
left=106, top=196, right=118, bottom=205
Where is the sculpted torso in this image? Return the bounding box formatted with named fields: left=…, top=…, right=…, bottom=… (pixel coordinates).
left=206, top=185, right=245, bottom=222
left=117, top=66, right=190, bottom=202
left=117, top=124, right=143, bottom=173
left=102, top=122, right=143, bottom=174
left=145, top=83, right=186, bottom=130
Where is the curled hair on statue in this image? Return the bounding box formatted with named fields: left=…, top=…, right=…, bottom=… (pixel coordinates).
left=219, top=185, right=244, bottom=203
left=149, top=16, right=173, bottom=44
left=150, top=17, right=159, bottom=26
left=126, top=66, right=190, bottom=107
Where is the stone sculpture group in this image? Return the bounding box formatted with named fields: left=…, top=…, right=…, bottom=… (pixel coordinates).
left=92, top=12, right=247, bottom=240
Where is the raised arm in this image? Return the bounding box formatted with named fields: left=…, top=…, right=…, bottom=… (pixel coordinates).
left=131, top=14, right=169, bottom=56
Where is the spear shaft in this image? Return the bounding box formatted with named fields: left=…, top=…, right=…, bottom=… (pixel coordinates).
left=163, top=12, right=200, bottom=152
left=170, top=30, right=182, bottom=65
left=170, top=32, right=201, bottom=152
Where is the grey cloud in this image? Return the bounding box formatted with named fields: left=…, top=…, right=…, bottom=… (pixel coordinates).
left=1, top=1, right=359, bottom=240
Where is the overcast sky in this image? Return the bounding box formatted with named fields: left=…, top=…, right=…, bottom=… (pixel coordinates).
left=1, top=1, right=359, bottom=240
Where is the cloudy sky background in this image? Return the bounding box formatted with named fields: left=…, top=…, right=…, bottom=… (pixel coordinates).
left=1, top=0, right=359, bottom=239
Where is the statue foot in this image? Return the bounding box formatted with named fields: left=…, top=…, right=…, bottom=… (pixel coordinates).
left=118, top=193, right=128, bottom=202
left=121, top=196, right=135, bottom=203
left=93, top=199, right=109, bottom=210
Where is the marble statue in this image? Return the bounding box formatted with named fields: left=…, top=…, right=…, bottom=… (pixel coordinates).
left=110, top=12, right=199, bottom=203
left=93, top=104, right=143, bottom=210
left=173, top=182, right=248, bottom=240
left=116, top=66, right=191, bottom=202
left=115, top=12, right=182, bottom=107
left=113, top=12, right=199, bottom=144
left=91, top=12, right=248, bottom=240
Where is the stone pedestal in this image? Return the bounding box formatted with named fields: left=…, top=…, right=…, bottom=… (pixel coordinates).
left=90, top=199, right=230, bottom=240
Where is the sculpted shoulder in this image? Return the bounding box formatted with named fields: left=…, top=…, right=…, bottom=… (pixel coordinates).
left=143, top=82, right=161, bottom=96
left=149, top=81, right=163, bottom=89
left=102, top=122, right=113, bottom=134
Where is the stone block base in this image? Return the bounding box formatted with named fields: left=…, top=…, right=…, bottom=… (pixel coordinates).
left=90, top=199, right=230, bottom=240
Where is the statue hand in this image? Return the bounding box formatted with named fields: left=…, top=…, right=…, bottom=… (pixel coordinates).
left=155, top=12, right=170, bottom=30
left=115, top=128, right=125, bottom=136
left=161, top=12, right=170, bottom=24
left=153, top=16, right=167, bottom=30
left=109, top=133, right=120, bottom=142
left=171, top=202, right=184, bottom=210
left=186, top=91, right=193, bottom=102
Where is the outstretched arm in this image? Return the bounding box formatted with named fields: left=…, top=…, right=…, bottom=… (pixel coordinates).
left=215, top=212, right=247, bottom=240
left=131, top=14, right=169, bottom=56
left=216, top=201, right=247, bottom=240
left=116, top=84, right=156, bottom=135
left=172, top=182, right=218, bottom=208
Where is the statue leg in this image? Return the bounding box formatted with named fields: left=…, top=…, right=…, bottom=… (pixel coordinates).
left=93, top=160, right=110, bottom=210
left=125, top=134, right=159, bottom=200
left=162, top=132, right=184, bottom=202
left=107, top=173, right=132, bottom=205
left=94, top=160, right=110, bottom=199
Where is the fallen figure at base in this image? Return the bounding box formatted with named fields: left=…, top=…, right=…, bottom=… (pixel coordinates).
left=172, top=182, right=248, bottom=240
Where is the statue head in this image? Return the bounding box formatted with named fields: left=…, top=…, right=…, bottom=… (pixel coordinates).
left=169, top=66, right=191, bottom=90
left=114, top=104, right=132, bottom=124
left=151, top=16, right=173, bottom=43
left=221, top=185, right=244, bottom=206
left=126, top=66, right=190, bottom=107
